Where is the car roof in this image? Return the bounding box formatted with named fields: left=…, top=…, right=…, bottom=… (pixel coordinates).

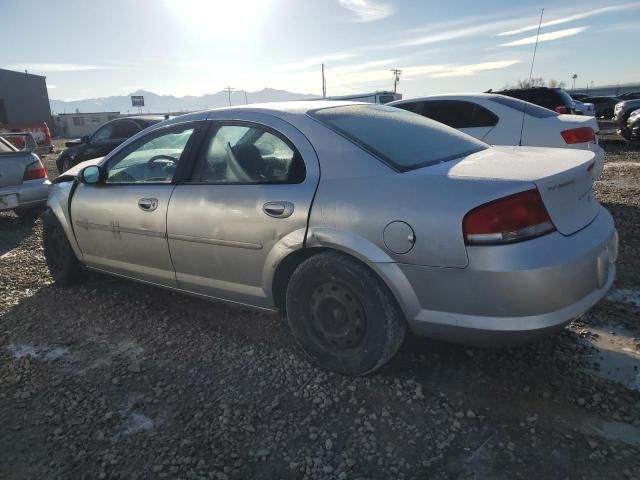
left=118, top=115, right=165, bottom=123
left=155, top=100, right=375, bottom=129
left=388, top=93, right=509, bottom=104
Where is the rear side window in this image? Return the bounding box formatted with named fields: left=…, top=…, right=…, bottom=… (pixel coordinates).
left=489, top=96, right=558, bottom=118
left=0, top=137, right=15, bottom=153
left=189, top=123, right=305, bottom=184
left=110, top=120, right=141, bottom=139
left=311, top=104, right=487, bottom=171
left=420, top=100, right=498, bottom=128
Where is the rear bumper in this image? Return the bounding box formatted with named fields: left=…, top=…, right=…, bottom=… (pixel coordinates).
left=375, top=207, right=617, bottom=346
left=0, top=179, right=51, bottom=211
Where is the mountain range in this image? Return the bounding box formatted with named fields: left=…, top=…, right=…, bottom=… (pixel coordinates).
left=50, top=88, right=319, bottom=114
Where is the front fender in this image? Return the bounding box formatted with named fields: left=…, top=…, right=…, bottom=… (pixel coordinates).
left=46, top=180, right=84, bottom=260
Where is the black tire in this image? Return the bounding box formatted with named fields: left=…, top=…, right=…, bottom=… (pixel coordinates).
left=14, top=206, right=44, bottom=219
left=285, top=251, right=406, bottom=376
left=57, top=155, right=73, bottom=174
left=42, top=210, right=85, bottom=286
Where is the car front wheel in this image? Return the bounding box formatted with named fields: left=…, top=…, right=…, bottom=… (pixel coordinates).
left=285, top=251, right=406, bottom=376
left=43, top=210, right=85, bottom=286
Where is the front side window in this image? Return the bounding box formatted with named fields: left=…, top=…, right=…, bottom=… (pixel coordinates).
left=189, top=123, right=305, bottom=184
left=311, top=104, right=487, bottom=171
left=105, top=125, right=194, bottom=184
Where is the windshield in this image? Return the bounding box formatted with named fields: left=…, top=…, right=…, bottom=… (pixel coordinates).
left=310, top=104, right=487, bottom=171
left=489, top=95, right=558, bottom=118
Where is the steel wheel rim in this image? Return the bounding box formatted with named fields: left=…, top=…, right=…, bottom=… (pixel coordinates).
left=309, top=281, right=366, bottom=351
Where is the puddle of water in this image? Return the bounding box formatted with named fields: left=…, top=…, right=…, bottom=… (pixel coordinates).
left=582, top=324, right=640, bottom=391
left=590, top=419, right=640, bottom=446
left=607, top=288, right=640, bottom=308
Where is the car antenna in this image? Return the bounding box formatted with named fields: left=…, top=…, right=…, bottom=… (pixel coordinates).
left=519, top=8, right=544, bottom=146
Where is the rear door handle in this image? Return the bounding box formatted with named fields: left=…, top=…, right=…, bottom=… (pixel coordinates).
left=263, top=201, right=294, bottom=218
left=138, top=198, right=158, bottom=211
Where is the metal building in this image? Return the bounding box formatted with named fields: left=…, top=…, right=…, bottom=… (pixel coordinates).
left=0, top=68, right=52, bottom=127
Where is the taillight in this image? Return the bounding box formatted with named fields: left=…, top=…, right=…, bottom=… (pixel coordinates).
left=561, top=127, right=595, bottom=144
left=23, top=159, right=47, bottom=180
left=463, top=189, right=555, bottom=245
left=554, top=106, right=568, bottom=114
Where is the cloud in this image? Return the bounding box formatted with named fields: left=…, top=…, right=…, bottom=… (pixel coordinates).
left=6, top=63, right=117, bottom=72
left=498, top=3, right=640, bottom=36
left=46, top=85, right=57, bottom=89
left=500, top=27, right=588, bottom=47
left=275, top=52, right=355, bottom=72
left=431, top=60, right=520, bottom=77
left=338, top=0, right=395, bottom=22
left=392, top=18, right=520, bottom=48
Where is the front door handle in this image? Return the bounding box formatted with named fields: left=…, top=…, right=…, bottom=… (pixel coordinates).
left=263, top=201, right=294, bottom=218
left=138, top=198, right=158, bottom=212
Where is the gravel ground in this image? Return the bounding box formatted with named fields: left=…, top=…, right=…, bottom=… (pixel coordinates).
left=1, top=142, right=639, bottom=480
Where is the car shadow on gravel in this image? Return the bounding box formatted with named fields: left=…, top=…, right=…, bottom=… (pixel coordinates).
left=0, top=212, right=39, bottom=256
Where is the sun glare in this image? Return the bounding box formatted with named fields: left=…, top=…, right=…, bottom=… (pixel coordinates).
left=164, top=0, right=270, bottom=35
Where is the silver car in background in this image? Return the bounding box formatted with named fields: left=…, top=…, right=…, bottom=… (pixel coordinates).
left=0, top=134, right=50, bottom=216
left=43, top=102, right=617, bottom=375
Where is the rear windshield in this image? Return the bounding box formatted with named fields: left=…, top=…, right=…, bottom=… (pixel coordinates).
left=489, top=96, right=558, bottom=118
left=310, top=104, right=487, bottom=171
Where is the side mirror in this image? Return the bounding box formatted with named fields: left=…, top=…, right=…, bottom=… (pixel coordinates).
left=81, top=135, right=91, bottom=144
left=78, top=165, right=104, bottom=185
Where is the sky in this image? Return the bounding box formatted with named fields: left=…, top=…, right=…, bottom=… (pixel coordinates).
left=3, top=0, right=640, bottom=101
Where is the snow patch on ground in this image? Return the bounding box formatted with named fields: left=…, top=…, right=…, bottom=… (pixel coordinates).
left=7, top=343, right=38, bottom=359
left=607, top=288, right=640, bottom=308
left=122, top=412, right=154, bottom=435
left=6, top=343, right=74, bottom=362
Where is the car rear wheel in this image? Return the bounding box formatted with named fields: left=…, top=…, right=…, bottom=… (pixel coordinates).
left=43, top=210, right=85, bottom=286
left=285, top=251, right=406, bottom=376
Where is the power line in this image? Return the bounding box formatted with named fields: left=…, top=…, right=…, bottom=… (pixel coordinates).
left=323, top=65, right=384, bottom=94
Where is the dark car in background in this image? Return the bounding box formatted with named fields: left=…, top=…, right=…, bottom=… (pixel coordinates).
left=582, top=96, right=621, bottom=118
left=56, top=116, right=164, bottom=173
left=569, top=93, right=589, bottom=101
left=627, top=108, right=640, bottom=141
left=614, top=99, right=640, bottom=139
left=619, top=91, right=640, bottom=100
left=492, top=87, right=576, bottom=114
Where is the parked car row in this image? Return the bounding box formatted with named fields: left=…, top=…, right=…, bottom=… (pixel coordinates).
left=42, top=99, right=616, bottom=375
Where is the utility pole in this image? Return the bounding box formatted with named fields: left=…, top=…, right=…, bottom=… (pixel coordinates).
left=244, top=91, right=248, bottom=104
left=391, top=69, right=402, bottom=93
left=322, top=64, right=326, bottom=98
left=572, top=73, right=577, bottom=91
left=224, top=86, right=235, bottom=106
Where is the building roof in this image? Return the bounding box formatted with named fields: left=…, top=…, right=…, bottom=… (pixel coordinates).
left=0, top=67, right=46, bottom=79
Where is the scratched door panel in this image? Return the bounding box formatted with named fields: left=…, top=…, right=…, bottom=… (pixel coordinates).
left=70, top=183, right=176, bottom=285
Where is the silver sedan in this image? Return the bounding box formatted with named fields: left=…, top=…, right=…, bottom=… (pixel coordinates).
left=44, top=102, right=617, bottom=375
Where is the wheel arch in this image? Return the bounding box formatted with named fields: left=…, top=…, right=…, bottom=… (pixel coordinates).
left=270, top=228, right=421, bottom=321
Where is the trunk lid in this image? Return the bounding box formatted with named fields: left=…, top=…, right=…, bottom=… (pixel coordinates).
left=0, top=152, right=32, bottom=187
left=420, top=145, right=599, bottom=235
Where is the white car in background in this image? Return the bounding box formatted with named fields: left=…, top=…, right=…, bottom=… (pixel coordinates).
left=390, top=94, right=604, bottom=177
